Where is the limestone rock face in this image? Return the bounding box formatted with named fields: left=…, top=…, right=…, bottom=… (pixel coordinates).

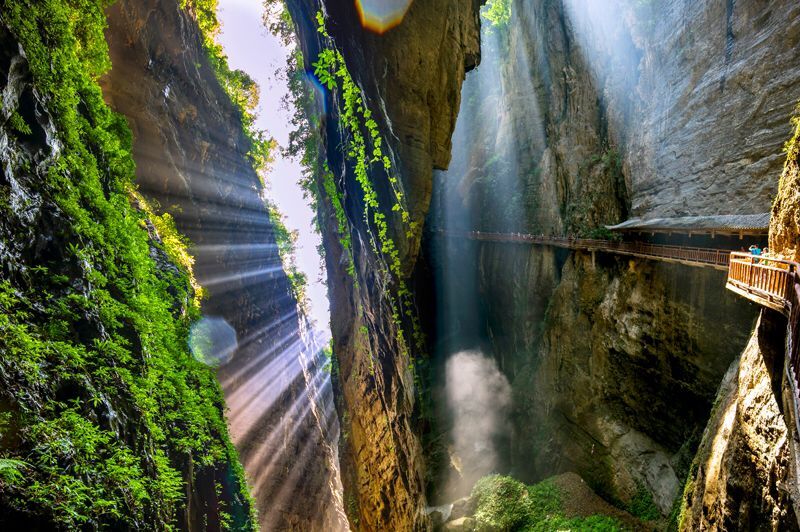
left=102, top=2, right=346, bottom=529
left=679, top=316, right=799, bottom=530
left=286, top=0, right=484, bottom=529
left=770, top=115, right=800, bottom=261
left=321, top=0, right=484, bottom=271
left=680, top=83, right=800, bottom=532
left=0, top=16, right=251, bottom=530
left=626, top=0, right=800, bottom=217
left=424, top=0, right=798, bottom=519
left=506, top=254, right=755, bottom=509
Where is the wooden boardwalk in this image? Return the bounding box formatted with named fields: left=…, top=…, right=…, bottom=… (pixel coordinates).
left=435, top=230, right=731, bottom=270
left=726, top=252, right=800, bottom=436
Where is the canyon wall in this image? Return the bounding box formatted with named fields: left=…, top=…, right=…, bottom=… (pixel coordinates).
left=286, top=1, right=483, bottom=528
left=101, top=1, right=345, bottom=529
left=283, top=0, right=800, bottom=527
left=427, top=0, right=799, bottom=522
left=0, top=4, right=253, bottom=529
left=678, top=104, right=800, bottom=531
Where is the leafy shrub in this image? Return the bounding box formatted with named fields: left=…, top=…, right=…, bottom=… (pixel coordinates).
left=482, top=0, right=512, bottom=30
left=472, top=475, right=543, bottom=530
left=627, top=482, right=661, bottom=521
left=470, top=475, right=627, bottom=531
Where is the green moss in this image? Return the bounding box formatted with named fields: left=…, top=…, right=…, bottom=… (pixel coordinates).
left=626, top=481, right=660, bottom=521
left=0, top=0, right=254, bottom=528
left=471, top=475, right=627, bottom=531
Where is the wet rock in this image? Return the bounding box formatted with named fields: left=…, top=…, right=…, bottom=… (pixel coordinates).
left=286, top=0, right=484, bottom=529
left=443, top=516, right=478, bottom=531
left=679, top=314, right=799, bottom=530
left=450, top=496, right=477, bottom=521
left=426, top=504, right=451, bottom=528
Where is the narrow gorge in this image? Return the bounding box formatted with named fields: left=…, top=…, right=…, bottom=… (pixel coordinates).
left=1, top=0, right=799, bottom=531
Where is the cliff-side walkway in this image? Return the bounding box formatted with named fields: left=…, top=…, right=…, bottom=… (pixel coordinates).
left=434, top=229, right=731, bottom=270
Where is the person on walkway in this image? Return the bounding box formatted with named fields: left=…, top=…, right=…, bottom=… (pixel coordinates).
left=749, top=244, right=762, bottom=256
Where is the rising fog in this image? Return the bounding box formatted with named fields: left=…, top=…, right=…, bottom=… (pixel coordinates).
left=444, top=350, right=512, bottom=499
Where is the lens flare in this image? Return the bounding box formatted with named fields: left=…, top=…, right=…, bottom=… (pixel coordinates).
left=355, top=0, right=413, bottom=34
left=189, top=316, right=238, bottom=366
left=305, top=69, right=327, bottom=114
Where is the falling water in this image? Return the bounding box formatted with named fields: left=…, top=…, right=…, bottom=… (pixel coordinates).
left=443, top=351, right=512, bottom=498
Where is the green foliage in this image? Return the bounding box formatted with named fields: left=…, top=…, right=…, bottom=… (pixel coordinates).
left=184, top=0, right=307, bottom=317
left=312, top=11, right=426, bottom=370
left=8, top=110, right=32, bottom=135
left=320, top=339, right=335, bottom=374
left=0, top=0, right=254, bottom=528
left=626, top=482, right=660, bottom=521
left=583, top=227, right=621, bottom=241
left=482, top=0, right=512, bottom=31
left=782, top=102, right=800, bottom=171
left=321, top=163, right=356, bottom=277
left=471, top=475, right=626, bottom=531
left=266, top=198, right=309, bottom=308
left=179, top=0, right=276, bottom=173
left=567, top=148, right=626, bottom=238
left=671, top=465, right=697, bottom=531
left=473, top=474, right=551, bottom=530
left=0, top=458, right=29, bottom=484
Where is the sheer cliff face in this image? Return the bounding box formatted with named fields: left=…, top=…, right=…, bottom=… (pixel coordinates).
left=101, top=2, right=345, bottom=530
left=286, top=1, right=483, bottom=529
left=320, top=0, right=483, bottom=271
left=679, top=108, right=800, bottom=532
left=428, top=0, right=798, bottom=518
left=626, top=0, right=800, bottom=217
left=0, top=8, right=252, bottom=530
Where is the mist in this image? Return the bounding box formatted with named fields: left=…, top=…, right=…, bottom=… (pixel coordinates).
left=444, top=350, right=512, bottom=500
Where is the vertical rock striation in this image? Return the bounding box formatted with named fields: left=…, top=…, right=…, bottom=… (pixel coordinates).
left=285, top=0, right=483, bottom=528
left=425, top=0, right=799, bottom=519
left=0, top=4, right=253, bottom=529
left=101, top=1, right=345, bottom=529
left=679, top=106, right=800, bottom=531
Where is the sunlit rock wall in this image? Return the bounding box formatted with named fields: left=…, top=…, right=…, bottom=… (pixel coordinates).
left=425, top=0, right=800, bottom=519
left=625, top=0, right=800, bottom=217
left=319, top=0, right=483, bottom=271
left=101, top=1, right=346, bottom=529
left=678, top=315, right=798, bottom=530
left=0, top=13, right=251, bottom=530
left=679, top=103, right=800, bottom=531
left=286, top=0, right=483, bottom=529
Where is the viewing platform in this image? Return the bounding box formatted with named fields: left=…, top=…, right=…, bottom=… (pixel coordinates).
left=725, top=252, right=800, bottom=436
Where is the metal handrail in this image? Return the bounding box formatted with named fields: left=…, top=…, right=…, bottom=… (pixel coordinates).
left=437, top=228, right=800, bottom=438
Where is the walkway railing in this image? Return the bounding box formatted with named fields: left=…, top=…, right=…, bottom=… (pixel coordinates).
left=435, top=230, right=731, bottom=269
left=725, top=252, right=800, bottom=435
left=726, top=253, right=796, bottom=315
